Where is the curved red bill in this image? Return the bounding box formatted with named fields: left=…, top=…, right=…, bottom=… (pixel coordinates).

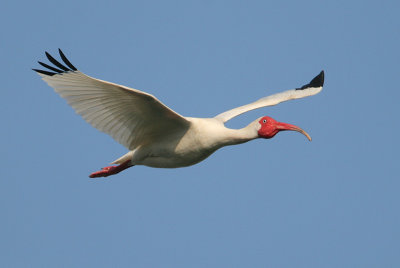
left=276, top=122, right=312, bottom=141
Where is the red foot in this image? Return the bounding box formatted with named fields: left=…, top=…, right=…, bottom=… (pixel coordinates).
left=89, top=160, right=132, bottom=178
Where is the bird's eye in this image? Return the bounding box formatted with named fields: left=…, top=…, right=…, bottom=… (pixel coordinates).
left=263, top=119, right=267, bottom=123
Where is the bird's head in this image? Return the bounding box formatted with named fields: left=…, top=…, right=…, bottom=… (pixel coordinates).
left=257, top=116, right=312, bottom=141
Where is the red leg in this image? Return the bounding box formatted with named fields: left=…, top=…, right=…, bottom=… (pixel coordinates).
left=89, top=160, right=133, bottom=178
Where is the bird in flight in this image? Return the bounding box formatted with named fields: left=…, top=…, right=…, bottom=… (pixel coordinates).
left=33, top=49, right=324, bottom=178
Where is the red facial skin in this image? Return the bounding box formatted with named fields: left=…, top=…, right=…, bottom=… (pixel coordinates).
left=257, top=116, right=312, bottom=141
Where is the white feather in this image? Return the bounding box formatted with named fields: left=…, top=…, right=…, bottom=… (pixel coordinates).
left=214, top=85, right=323, bottom=123
left=39, top=71, right=189, bottom=150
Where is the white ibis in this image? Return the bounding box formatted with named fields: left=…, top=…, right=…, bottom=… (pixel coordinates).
left=34, top=49, right=324, bottom=178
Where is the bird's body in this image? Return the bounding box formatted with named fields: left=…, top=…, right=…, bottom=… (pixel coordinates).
left=116, top=117, right=259, bottom=168
left=34, top=50, right=324, bottom=177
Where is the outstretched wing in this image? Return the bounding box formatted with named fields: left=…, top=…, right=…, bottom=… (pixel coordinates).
left=34, top=49, right=190, bottom=150
left=214, top=71, right=324, bottom=123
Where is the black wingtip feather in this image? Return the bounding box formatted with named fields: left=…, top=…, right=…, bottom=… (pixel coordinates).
left=297, top=70, right=325, bottom=90
left=38, top=61, right=64, bottom=73
left=45, top=51, right=70, bottom=71
left=32, top=68, right=56, bottom=76
left=58, top=49, right=77, bottom=71
left=33, top=49, right=78, bottom=76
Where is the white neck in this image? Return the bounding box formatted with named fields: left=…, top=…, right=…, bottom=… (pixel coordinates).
left=184, top=117, right=261, bottom=151
left=220, top=119, right=260, bottom=146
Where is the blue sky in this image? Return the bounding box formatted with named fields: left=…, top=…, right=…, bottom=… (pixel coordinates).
left=1, top=0, right=399, bottom=267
